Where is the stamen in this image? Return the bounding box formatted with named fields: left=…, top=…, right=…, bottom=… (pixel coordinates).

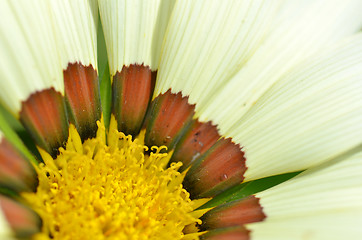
left=23, top=120, right=204, bottom=239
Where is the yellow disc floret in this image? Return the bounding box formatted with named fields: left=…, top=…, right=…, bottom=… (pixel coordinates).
left=23, top=118, right=208, bottom=240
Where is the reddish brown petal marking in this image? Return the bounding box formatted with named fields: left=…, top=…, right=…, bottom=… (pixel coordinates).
left=199, top=196, right=266, bottom=231
left=184, top=138, right=246, bottom=198
left=200, top=227, right=250, bottom=240
left=112, top=64, right=155, bottom=136
left=63, top=63, right=101, bottom=140
left=171, top=120, right=220, bottom=171
left=151, top=70, right=157, bottom=96
left=0, top=195, right=40, bottom=237
left=0, top=139, right=36, bottom=191
left=146, top=90, right=246, bottom=196
left=144, top=90, right=195, bottom=150
left=19, top=88, right=68, bottom=158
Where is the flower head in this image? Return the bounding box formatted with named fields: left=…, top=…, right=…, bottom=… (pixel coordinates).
left=0, top=0, right=362, bottom=239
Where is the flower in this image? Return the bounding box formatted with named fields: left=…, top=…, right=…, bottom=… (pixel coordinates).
left=0, top=0, right=362, bottom=239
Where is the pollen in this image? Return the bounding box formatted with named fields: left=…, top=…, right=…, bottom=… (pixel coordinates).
left=22, top=117, right=208, bottom=240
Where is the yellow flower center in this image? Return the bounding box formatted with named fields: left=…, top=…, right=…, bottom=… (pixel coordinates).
left=23, top=117, right=208, bottom=240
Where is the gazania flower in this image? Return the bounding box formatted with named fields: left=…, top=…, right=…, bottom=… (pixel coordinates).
left=0, top=0, right=362, bottom=239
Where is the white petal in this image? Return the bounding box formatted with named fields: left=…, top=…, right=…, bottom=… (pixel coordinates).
left=0, top=0, right=64, bottom=115
left=155, top=0, right=279, bottom=104
left=248, top=210, right=362, bottom=240
left=49, top=0, right=98, bottom=70
left=247, top=151, right=362, bottom=240
left=233, top=33, right=362, bottom=180
left=199, top=0, right=362, bottom=130
left=0, top=207, right=13, bottom=240
left=256, top=150, right=362, bottom=218
left=98, top=0, right=175, bottom=75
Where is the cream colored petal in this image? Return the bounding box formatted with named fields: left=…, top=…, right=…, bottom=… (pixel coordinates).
left=155, top=0, right=280, bottom=103
left=231, top=33, right=362, bottom=180
left=199, top=0, right=362, bottom=128
left=98, top=0, right=175, bottom=75
left=248, top=210, right=362, bottom=240
left=0, top=0, right=64, bottom=115
left=247, top=151, right=362, bottom=240
left=49, top=0, right=98, bottom=70
left=256, top=151, right=362, bottom=218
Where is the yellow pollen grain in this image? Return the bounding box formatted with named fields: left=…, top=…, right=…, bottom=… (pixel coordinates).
left=22, top=118, right=206, bottom=240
